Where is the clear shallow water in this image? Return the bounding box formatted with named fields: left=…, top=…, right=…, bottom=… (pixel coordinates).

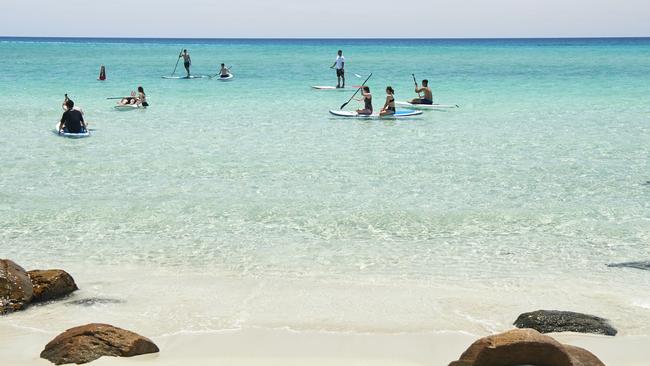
left=1, top=38, right=650, bottom=336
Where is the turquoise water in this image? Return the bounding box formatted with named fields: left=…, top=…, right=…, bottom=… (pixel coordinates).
left=1, top=38, right=650, bottom=336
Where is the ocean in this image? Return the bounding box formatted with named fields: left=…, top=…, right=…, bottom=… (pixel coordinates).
left=1, top=37, right=649, bottom=338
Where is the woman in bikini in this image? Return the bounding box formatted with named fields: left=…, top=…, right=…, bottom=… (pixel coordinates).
left=379, top=86, right=396, bottom=117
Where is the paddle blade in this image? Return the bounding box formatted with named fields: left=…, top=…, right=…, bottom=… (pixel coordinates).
left=340, top=101, right=350, bottom=110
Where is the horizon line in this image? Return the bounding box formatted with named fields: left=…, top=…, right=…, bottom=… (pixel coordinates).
left=2, top=35, right=650, bottom=40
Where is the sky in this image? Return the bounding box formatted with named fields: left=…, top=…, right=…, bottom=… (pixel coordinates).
left=1, top=0, right=649, bottom=38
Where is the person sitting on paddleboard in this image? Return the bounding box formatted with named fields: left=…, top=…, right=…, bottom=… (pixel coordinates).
left=330, top=50, right=345, bottom=88
left=59, top=99, right=86, bottom=133
left=136, top=86, right=148, bottom=107
left=354, top=86, right=372, bottom=115
left=180, top=49, right=191, bottom=77
left=410, top=79, right=433, bottom=105
left=380, top=86, right=396, bottom=116
left=219, top=63, right=230, bottom=78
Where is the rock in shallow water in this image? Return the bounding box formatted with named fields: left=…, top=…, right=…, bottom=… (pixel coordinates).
left=514, top=310, right=617, bottom=336
left=448, top=328, right=605, bottom=366
left=0, top=259, right=33, bottom=314
left=40, top=323, right=159, bottom=365
left=28, top=270, right=78, bottom=303
left=607, top=261, right=650, bottom=271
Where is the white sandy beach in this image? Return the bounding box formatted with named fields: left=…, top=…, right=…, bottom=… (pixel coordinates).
left=2, top=325, right=649, bottom=366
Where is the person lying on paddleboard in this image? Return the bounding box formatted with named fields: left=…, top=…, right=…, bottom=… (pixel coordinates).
left=330, top=50, right=345, bottom=88
left=119, top=86, right=148, bottom=107
left=354, top=86, right=372, bottom=115
left=59, top=99, right=87, bottom=133
left=379, top=86, right=396, bottom=116
left=180, top=49, right=191, bottom=77
left=410, top=79, right=433, bottom=105
left=219, top=63, right=231, bottom=78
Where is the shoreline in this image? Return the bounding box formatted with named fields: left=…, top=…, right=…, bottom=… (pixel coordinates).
left=2, top=325, right=650, bottom=365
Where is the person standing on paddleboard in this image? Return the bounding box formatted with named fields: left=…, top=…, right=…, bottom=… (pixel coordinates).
left=330, top=50, right=345, bottom=88
left=180, top=49, right=191, bottom=77
left=410, top=79, right=433, bottom=105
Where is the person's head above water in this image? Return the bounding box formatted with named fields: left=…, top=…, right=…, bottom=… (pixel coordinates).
left=386, top=86, right=394, bottom=95
left=422, top=79, right=429, bottom=86
left=65, top=99, right=74, bottom=109
left=138, top=86, right=144, bottom=93
left=183, top=49, right=187, bottom=53
left=363, top=86, right=370, bottom=93
left=338, top=50, right=342, bottom=56
left=221, top=63, right=225, bottom=67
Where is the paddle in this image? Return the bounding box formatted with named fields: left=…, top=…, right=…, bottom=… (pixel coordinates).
left=106, top=97, right=126, bottom=100
left=171, top=48, right=183, bottom=76
left=412, top=74, right=418, bottom=87
left=340, top=73, right=372, bottom=110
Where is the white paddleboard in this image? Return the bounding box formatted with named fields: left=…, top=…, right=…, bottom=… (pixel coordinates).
left=114, top=104, right=144, bottom=111
left=54, top=124, right=90, bottom=138
left=329, top=109, right=423, bottom=118
left=162, top=75, right=207, bottom=79
left=216, top=73, right=234, bottom=81
left=396, top=101, right=459, bottom=110
left=312, top=86, right=362, bottom=90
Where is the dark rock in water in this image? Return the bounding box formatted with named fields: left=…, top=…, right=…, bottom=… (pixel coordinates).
left=514, top=310, right=617, bottom=336
left=447, top=328, right=605, bottom=366
left=0, top=259, right=33, bottom=314
left=28, top=270, right=78, bottom=303
left=607, top=261, right=650, bottom=271
left=66, top=297, right=125, bottom=306
left=40, top=323, right=159, bottom=365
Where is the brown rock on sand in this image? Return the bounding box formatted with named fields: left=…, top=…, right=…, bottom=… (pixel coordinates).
left=28, top=269, right=78, bottom=302
left=40, top=323, right=159, bottom=365
left=448, top=328, right=605, bottom=366
left=0, top=259, right=34, bottom=314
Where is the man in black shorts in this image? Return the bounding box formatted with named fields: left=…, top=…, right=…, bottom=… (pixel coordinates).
left=330, top=50, right=345, bottom=88
left=411, top=79, right=434, bottom=105
left=59, top=100, right=86, bottom=133
left=180, top=49, right=191, bottom=77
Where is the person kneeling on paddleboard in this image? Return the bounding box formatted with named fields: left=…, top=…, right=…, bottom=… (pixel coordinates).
left=354, top=86, right=372, bottom=115
left=219, top=63, right=231, bottom=78
left=59, top=99, right=87, bottom=133
left=410, top=79, right=433, bottom=105
left=379, top=86, right=396, bottom=117
left=180, top=49, right=191, bottom=77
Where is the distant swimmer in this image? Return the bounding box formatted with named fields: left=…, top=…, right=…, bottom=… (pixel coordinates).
left=379, top=86, right=396, bottom=116
left=59, top=99, right=87, bottom=133
left=119, top=86, right=148, bottom=107
left=354, top=86, right=372, bottom=115
left=180, top=49, right=191, bottom=77
left=219, top=63, right=231, bottom=78
left=330, top=50, right=345, bottom=88
left=98, top=65, right=106, bottom=81
left=410, top=79, right=433, bottom=105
